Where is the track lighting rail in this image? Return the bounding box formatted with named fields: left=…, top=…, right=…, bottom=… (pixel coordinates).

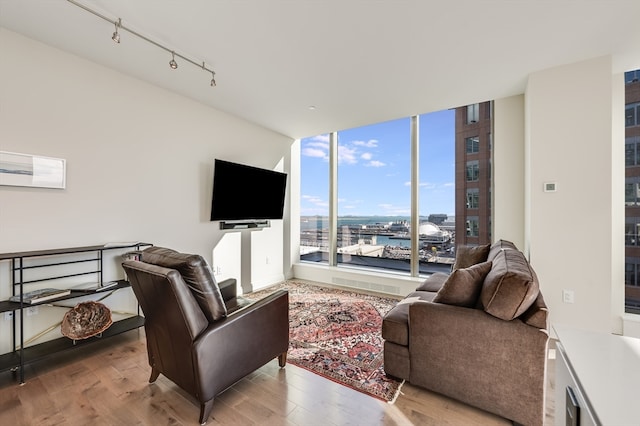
left=66, top=0, right=216, bottom=87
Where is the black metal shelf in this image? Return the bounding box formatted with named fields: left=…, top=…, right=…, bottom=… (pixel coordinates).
left=0, top=242, right=152, bottom=261
left=0, top=316, right=145, bottom=374
left=0, top=242, right=152, bottom=383
left=0, top=280, right=133, bottom=313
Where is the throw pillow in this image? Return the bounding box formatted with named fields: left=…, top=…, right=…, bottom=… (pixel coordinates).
left=141, top=246, right=227, bottom=322
left=480, top=248, right=539, bottom=321
left=433, top=261, right=492, bottom=307
left=452, top=243, right=490, bottom=271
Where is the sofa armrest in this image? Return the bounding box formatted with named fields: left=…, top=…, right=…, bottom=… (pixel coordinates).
left=408, top=301, right=548, bottom=426
left=192, top=289, right=289, bottom=401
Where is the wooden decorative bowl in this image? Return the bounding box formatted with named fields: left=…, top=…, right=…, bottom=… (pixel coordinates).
left=61, top=301, right=113, bottom=340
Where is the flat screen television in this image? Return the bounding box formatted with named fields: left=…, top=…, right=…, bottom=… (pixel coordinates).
left=210, top=159, right=287, bottom=221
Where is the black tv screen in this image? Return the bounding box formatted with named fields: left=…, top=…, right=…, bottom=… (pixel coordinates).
left=210, top=159, right=287, bottom=221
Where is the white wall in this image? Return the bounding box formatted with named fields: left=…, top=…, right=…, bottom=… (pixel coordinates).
left=0, top=29, right=293, bottom=349
left=525, top=56, right=625, bottom=334
left=493, top=95, right=525, bottom=249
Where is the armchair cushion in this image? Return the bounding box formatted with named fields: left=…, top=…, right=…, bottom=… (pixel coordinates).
left=141, top=246, right=227, bottom=322
left=433, top=261, right=492, bottom=307
left=452, top=243, right=490, bottom=271
left=480, top=247, right=539, bottom=321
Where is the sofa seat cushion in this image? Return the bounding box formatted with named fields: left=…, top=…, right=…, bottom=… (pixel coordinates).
left=451, top=243, right=490, bottom=271
left=141, top=246, right=227, bottom=322
left=480, top=247, right=539, bottom=321
left=433, top=261, right=492, bottom=307
left=382, top=290, right=438, bottom=346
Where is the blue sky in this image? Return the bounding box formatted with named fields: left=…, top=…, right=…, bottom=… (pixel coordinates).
left=300, top=109, right=455, bottom=217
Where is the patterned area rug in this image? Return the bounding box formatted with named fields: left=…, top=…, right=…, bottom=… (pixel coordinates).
left=243, top=280, right=404, bottom=402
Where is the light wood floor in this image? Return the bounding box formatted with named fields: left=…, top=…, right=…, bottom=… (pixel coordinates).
left=0, top=329, right=555, bottom=425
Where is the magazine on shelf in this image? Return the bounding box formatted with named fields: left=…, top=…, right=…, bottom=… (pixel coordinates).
left=9, top=287, right=71, bottom=304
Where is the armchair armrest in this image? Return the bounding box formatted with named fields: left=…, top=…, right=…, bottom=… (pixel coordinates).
left=218, top=278, right=237, bottom=303
left=192, top=289, right=289, bottom=402
left=408, top=301, right=548, bottom=426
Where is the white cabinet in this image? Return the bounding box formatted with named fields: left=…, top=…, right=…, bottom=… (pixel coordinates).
left=554, top=325, right=640, bottom=426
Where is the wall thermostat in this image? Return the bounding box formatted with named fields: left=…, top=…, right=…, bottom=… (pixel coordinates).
left=544, top=182, right=557, bottom=192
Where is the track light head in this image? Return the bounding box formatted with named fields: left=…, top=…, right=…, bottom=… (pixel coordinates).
left=169, top=51, right=178, bottom=69
left=112, top=18, right=121, bottom=43
left=210, top=71, right=216, bottom=87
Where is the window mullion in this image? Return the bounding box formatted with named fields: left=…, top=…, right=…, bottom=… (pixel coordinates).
left=328, top=131, right=338, bottom=266
left=410, top=115, right=420, bottom=277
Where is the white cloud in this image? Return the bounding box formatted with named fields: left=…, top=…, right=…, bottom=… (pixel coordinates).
left=352, top=139, right=378, bottom=148
left=307, top=141, right=329, bottom=149
left=419, top=182, right=437, bottom=189
left=311, top=134, right=330, bottom=143
left=301, top=147, right=328, bottom=159
left=361, top=152, right=372, bottom=160
left=338, top=145, right=358, bottom=164
left=367, top=160, right=385, bottom=167
left=302, top=194, right=328, bottom=208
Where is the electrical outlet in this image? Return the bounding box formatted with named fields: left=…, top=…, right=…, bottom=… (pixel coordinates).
left=214, top=266, right=222, bottom=275
left=26, top=306, right=39, bottom=316
left=4, top=311, right=14, bottom=321
left=562, top=290, right=575, bottom=304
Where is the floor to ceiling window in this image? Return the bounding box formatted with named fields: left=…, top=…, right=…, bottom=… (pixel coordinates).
left=624, top=68, right=640, bottom=315
left=417, top=109, right=456, bottom=267
left=300, top=102, right=493, bottom=276
left=299, top=134, right=330, bottom=264
left=336, top=117, right=411, bottom=272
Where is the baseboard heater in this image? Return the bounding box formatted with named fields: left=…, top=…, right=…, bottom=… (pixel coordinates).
left=220, top=220, right=270, bottom=230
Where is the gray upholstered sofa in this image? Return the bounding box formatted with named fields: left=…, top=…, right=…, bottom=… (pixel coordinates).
left=382, top=239, right=549, bottom=426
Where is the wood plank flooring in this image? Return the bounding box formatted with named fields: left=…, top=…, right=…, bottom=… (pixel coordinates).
left=0, top=329, right=555, bottom=425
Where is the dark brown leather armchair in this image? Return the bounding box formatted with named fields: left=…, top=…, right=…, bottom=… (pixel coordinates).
left=122, top=247, right=289, bottom=425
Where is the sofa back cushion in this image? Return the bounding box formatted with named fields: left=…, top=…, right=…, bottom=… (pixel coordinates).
left=480, top=247, right=539, bottom=321
left=434, top=261, right=492, bottom=308
left=141, top=246, right=227, bottom=322
left=487, top=239, right=518, bottom=262
left=452, top=244, right=490, bottom=271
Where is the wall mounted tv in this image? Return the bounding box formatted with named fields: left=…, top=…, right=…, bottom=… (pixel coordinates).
left=210, top=159, right=287, bottom=222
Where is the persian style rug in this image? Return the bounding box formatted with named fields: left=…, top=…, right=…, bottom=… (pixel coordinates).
left=243, top=280, right=404, bottom=402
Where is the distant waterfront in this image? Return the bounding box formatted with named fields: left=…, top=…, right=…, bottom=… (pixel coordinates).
left=300, top=216, right=412, bottom=231
left=300, top=215, right=453, bottom=249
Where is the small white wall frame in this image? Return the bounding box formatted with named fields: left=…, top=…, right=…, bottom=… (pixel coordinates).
left=0, top=151, right=66, bottom=189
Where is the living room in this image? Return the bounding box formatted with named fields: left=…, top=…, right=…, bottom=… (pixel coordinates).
left=1, top=1, right=640, bottom=425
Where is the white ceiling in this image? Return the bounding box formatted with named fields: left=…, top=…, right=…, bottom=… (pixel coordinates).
left=1, top=0, right=639, bottom=139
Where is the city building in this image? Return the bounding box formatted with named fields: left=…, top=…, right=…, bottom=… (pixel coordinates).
left=455, top=102, right=492, bottom=246
left=625, top=69, right=640, bottom=314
